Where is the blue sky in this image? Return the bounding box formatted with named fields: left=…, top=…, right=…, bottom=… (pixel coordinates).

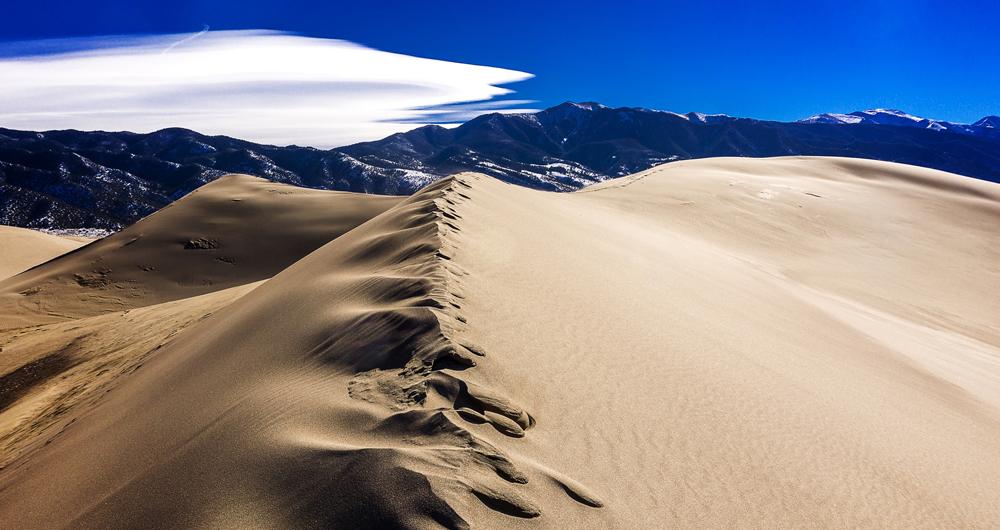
left=1, top=0, right=998, bottom=143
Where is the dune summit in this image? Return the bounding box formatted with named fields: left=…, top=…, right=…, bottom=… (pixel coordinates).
left=1, top=157, right=999, bottom=528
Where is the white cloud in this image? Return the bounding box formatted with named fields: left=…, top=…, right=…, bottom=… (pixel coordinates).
left=0, top=30, right=535, bottom=147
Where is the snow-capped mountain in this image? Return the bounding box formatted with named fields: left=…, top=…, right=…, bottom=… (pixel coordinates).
left=800, top=109, right=999, bottom=138
left=973, top=116, right=1000, bottom=129
left=4, top=102, right=1000, bottom=229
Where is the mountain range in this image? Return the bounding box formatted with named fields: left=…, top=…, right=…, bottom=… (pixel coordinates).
left=799, top=108, right=1000, bottom=137
left=3, top=102, right=1000, bottom=229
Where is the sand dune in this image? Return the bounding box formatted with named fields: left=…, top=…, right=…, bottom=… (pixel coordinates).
left=1, top=157, right=999, bottom=528
left=0, top=282, right=259, bottom=469
left=0, top=226, right=90, bottom=281
left=0, top=175, right=400, bottom=329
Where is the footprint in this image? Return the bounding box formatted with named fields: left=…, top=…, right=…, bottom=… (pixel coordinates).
left=483, top=411, right=525, bottom=438
left=471, top=487, right=541, bottom=518
left=551, top=475, right=604, bottom=508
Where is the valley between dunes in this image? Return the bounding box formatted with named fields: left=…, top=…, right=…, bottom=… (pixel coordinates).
left=1, top=156, right=999, bottom=528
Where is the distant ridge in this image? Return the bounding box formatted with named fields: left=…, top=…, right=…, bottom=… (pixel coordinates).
left=799, top=108, right=1000, bottom=137
left=3, top=102, right=1000, bottom=229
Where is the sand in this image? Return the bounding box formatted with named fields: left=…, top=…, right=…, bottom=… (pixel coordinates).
left=0, top=226, right=90, bottom=281
left=0, top=174, right=401, bottom=329
left=1, top=157, right=999, bottom=528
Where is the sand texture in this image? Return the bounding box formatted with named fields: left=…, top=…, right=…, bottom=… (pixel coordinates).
left=1, top=157, right=999, bottom=528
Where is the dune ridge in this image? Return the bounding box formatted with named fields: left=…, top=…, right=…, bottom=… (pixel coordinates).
left=0, top=175, right=606, bottom=529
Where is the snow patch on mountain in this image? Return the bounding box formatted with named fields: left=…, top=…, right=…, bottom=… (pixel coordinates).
left=800, top=113, right=864, bottom=124
left=683, top=112, right=735, bottom=124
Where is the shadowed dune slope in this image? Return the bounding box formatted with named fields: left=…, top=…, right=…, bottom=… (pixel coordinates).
left=0, top=281, right=260, bottom=469
left=0, top=226, right=89, bottom=281
left=0, top=175, right=401, bottom=329
left=1, top=157, right=999, bottom=528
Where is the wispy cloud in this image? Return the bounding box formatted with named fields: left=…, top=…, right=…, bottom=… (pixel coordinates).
left=0, top=30, right=535, bottom=147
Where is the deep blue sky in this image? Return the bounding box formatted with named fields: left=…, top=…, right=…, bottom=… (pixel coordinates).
left=3, top=0, right=998, bottom=123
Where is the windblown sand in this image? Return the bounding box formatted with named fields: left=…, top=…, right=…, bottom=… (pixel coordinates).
left=0, top=157, right=998, bottom=528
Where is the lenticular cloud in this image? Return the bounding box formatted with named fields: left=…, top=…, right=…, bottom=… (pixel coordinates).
left=0, top=30, right=534, bottom=147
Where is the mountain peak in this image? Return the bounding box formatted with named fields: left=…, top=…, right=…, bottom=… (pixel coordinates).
left=973, top=115, right=1000, bottom=128
left=858, top=108, right=915, bottom=116
left=799, top=113, right=864, bottom=124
